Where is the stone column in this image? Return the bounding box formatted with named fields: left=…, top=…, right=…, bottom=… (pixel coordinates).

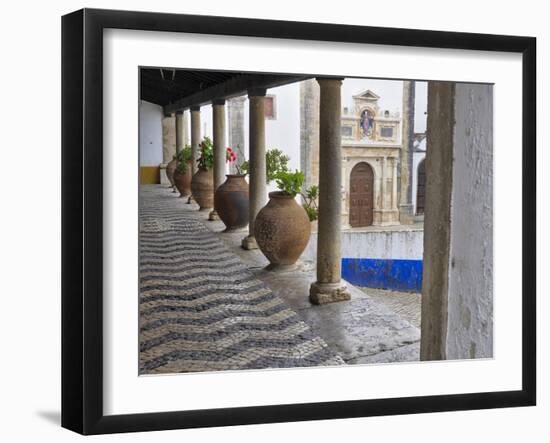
left=209, top=99, right=226, bottom=221
left=190, top=106, right=201, bottom=174
left=309, top=78, right=351, bottom=305
left=160, top=112, right=176, bottom=185
left=300, top=79, right=320, bottom=189
left=242, top=89, right=267, bottom=250
left=228, top=97, right=246, bottom=173
left=183, top=110, right=190, bottom=146
left=175, top=110, right=184, bottom=154
left=381, top=157, right=387, bottom=210
left=392, top=158, right=398, bottom=210
left=399, top=80, right=415, bottom=224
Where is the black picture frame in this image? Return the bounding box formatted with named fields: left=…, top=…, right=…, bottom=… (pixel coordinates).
left=61, top=8, right=537, bottom=435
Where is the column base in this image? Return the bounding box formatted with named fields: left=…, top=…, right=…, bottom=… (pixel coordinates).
left=309, top=281, right=351, bottom=305
left=160, top=164, right=170, bottom=186
left=208, top=210, right=220, bottom=221
left=241, top=235, right=258, bottom=250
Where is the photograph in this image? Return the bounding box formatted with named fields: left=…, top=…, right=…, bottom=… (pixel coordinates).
left=137, top=68, right=493, bottom=375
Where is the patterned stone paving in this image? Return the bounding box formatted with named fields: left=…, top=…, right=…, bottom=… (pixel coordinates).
left=139, top=186, right=345, bottom=374
left=360, top=288, right=421, bottom=329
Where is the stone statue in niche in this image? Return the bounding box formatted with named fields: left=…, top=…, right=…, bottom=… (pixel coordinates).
left=360, top=109, right=374, bottom=139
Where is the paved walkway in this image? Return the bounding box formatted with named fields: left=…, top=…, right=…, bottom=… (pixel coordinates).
left=361, top=288, right=421, bottom=329
left=139, top=185, right=421, bottom=373
left=139, top=186, right=344, bottom=374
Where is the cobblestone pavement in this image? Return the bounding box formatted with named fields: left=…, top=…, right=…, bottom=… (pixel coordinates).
left=203, top=202, right=421, bottom=365
left=139, top=186, right=345, bottom=374
left=359, top=288, right=421, bottom=329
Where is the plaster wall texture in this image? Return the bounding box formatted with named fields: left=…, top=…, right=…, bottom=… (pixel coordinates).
left=420, top=82, right=493, bottom=361
left=446, top=83, right=493, bottom=359
left=139, top=100, right=164, bottom=166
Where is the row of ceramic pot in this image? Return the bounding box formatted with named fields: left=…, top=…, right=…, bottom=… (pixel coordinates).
left=165, top=158, right=310, bottom=269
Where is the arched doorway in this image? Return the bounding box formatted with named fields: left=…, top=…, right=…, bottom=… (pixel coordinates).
left=349, top=162, right=374, bottom=227
left=416, top=159, right=426, bottom=215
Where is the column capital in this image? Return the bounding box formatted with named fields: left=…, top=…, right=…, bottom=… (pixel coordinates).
left=190, top=105, right=201, bottom=112
left=163, top=111, right=173, bottom=118
left=248, top=87, right=267, bottom=97
left=316, top=77, right=344, bottom=85
left=212, top=98, right=226, bottom=106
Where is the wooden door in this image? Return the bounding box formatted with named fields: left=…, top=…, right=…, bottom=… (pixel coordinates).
left=416, top=159, right=426, bottom=215
left=349, top=162, right=374, bottom=227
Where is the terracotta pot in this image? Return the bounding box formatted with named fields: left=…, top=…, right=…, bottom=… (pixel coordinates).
left=190, top=167, right=214, bottom=210
left=254, top=191, right=311, bottom=269
left=166, top=158, right=177, bottom=186
left=173, top=161, right=192, bottom=197
left=214, top=175, right=249, bottom=231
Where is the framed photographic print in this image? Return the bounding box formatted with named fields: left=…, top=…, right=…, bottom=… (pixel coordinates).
left=61, top=8, right=536, bottom=435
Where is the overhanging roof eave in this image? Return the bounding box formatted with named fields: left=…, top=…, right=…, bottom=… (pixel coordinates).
left=163, top=74, right=312, bottom=113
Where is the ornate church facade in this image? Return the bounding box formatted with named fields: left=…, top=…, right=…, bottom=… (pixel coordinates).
left=300, top=80, right=424, bottom=228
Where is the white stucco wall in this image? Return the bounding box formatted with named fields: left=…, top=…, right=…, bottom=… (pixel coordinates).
left=139, top=100, right=163, bottom=166
left=194, top=82, right=301, bottom=184
left=303, top=228, right=424, bottom=261
left=414, top=81, right=428, bottom=133
left=446, top=83, right=493, bottom=359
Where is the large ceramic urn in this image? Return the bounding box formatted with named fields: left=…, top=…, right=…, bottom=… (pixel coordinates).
left=214, top=175, right=249, bottom=231
left=254, top=191, right=311, bottom=270
left=190, top=167, right=214, bottom=211
left=165, top=158, right=177, bottom=187
left=173, top=161, right=192, bottom=198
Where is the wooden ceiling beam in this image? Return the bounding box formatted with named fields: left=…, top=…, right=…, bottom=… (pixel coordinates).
left=163, top=74, right=311, bottom=113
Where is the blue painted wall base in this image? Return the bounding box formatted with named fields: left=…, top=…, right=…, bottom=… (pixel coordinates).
left=341, top=258, right=423, bottom=292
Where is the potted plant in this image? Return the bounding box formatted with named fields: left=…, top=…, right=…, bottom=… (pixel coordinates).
left=239, top=148, right=290, bottom=184
left=190, top=136, right=214, bottom=211
left=172, top=145, right=193, bottom=198
left=214, top=145, right=250, bottom=231
left=301, top=184, right=319, bottom=231
left=254, top=170, right=311, bottom=270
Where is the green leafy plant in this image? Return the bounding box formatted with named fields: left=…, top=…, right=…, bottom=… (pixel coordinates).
left=239, top=148, right=290, bottom=183
left=301, top=185, right=319, bottom=221
left=274, top=170, right=305, bottom=196
left=267, top=149, right=290, bottom=183
left=197, top=136, right=214, bottom=170
left=175, top=145, right=193, bottom=174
